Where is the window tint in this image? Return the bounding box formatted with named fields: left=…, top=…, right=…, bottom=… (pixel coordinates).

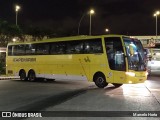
left=50, top=42, right=66, bottom=54
left=105, top=37, right=125, bottom=71
left=12, top=45, right=25, bottom=55
left=66, top=41, right=83, bottom=54
left=25, top=44, right=36, bottom=55
left=16, top=45, right=25, bottom=55
left=84, top=39, right=103, bottom=53
left=7, top=38, right=103, bottom=56
left=36, top=43, right=50, bottom=55
left=8, top=46, right=13, bottom=56
left=8, top=45, right=25, bottom=56
left=50, top=43, right=57, bottom=54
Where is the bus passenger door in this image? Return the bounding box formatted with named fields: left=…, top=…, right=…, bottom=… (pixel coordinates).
left=105, top=37, right=126, bottom=84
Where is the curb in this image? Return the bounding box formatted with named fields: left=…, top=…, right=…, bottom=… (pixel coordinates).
left=0, top=76, right=20, bottom=80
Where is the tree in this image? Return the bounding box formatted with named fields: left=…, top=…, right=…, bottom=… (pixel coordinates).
left=0, top=19, right=23, bottom=46
left=26, top=25, right=55, bottom=41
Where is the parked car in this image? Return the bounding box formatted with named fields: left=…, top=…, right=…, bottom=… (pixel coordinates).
left=147, top=48, right=160, bottom=75
left=144, top=48, right=151, bottom=62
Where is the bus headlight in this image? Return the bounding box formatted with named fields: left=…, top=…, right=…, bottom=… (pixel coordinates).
left=145, top=72, right=148, bottom=76
left=125, top=72, right=135, bottom=77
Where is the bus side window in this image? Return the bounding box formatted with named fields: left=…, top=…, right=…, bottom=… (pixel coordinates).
left=74, top=42, right=83, bottom=54
left=13, top=45, right=25, bottom=56
left=56, top=42, right=66, bottom=54
left=84, top=39, right=103, bottom=54
left=93, top=39, right=103, bottom=53
left=8, top=46, right=13, bottom=56
left=50, top=43, right=57, bottom=55
left=25, top=44, right=36, bottom=55
left=50, top=42, right=66, bottom=54
left=36, top=43, right=50, bottom=55
left=66, top=41, right=83, bottom=54
left=84, top=42, right=90, bottom=53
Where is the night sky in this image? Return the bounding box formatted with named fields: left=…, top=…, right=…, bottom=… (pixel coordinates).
left=0, top=0, right=160, bottom=36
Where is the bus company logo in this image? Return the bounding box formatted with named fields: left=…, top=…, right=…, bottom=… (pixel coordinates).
left=13, top=58, right=36, bottom=62
left=84, top=56, right=91, bottom=62
left=2, top=112, right=11, bottom=117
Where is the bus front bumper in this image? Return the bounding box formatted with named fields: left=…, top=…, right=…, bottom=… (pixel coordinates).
left=125, top=71, right=148, bottom=84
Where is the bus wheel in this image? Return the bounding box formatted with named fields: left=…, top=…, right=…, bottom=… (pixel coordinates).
left=20, top=70, right=27, bottom=81
left=28, top=70, right=36, bottom=82
left=112, top=83, right=123, bottom=88
left=94, top=74, right=108, bottom=88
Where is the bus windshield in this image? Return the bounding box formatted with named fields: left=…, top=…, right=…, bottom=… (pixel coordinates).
left=123, top=37, right=146, bottom=71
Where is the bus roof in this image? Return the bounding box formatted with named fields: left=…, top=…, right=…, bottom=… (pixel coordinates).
left=8, top=34, right=128, bottom=45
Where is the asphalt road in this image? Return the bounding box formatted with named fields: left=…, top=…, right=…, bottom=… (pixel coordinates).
left=0, top=76, right=160, bottom=120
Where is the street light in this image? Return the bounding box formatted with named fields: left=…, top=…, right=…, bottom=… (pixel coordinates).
left=89, top=9, right=95, bottom=35
left=12, top=38, right=17, bottom=42
left=78, top=9, right=95, bottom=35
left=15, top=5, right=20, bottom=26
left=153, top=11, right=160, bottom=40
left=105, top=28, right=109, bottom=33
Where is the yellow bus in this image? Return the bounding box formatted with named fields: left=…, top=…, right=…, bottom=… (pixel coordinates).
left=6, top=35, right=147, bottom=88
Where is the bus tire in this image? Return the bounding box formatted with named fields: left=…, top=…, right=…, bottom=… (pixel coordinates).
left=28, top=70, right=36, bottom=82
left=94, top=73, right=108, bottom=88
left=19, top=70, right=27, bottom=81
left=112, top=83, right=123, bottom=88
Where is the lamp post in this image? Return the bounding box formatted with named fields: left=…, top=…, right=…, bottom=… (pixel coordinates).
left=78, top=13, right=86, bottom=35
left=89, top=9, right=94, bottom=35
left=153, top=11, right=160, bottom=40
left=15, top=5, right=20, bottom=26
